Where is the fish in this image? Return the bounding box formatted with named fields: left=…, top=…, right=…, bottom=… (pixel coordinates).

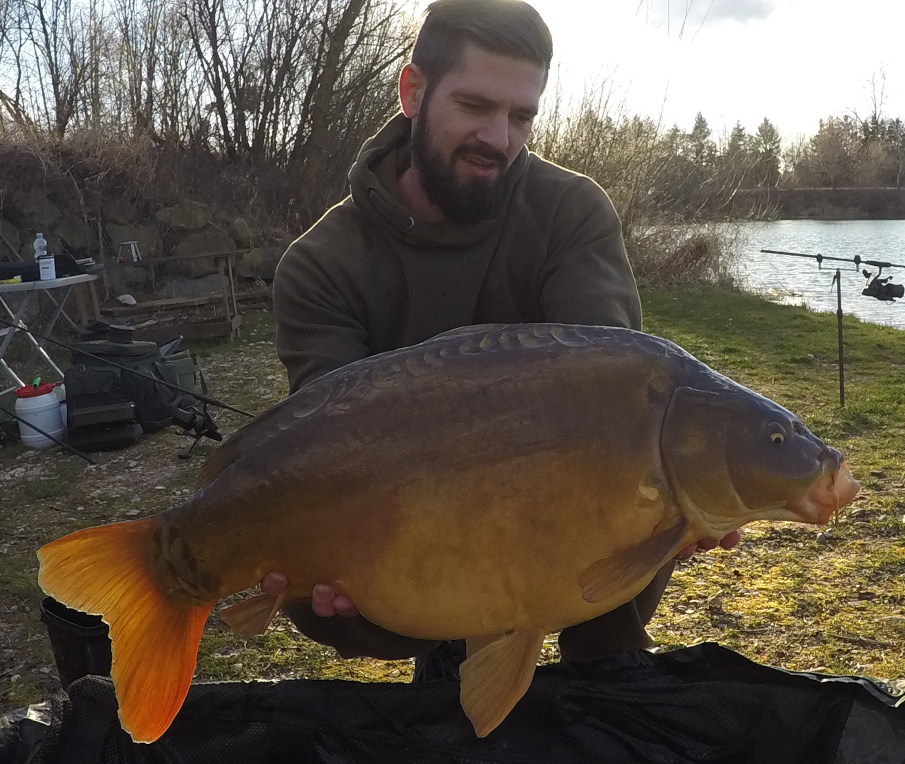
left=37, top=323, right=859, bottom=743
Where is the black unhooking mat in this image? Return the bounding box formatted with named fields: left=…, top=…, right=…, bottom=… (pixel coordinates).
left=2, top=643, right=904, bottom=764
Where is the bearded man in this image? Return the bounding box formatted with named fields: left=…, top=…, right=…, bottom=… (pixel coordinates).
left=269, top=0, right=737, bottom=678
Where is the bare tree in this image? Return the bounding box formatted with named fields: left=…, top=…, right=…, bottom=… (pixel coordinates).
left=20, top=0, right=97, bottom=137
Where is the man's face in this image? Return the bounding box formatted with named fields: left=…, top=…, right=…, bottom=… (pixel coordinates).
left=407, top=43, right=545, bottom=224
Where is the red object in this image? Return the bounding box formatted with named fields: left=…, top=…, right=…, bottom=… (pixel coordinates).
left=15, top=382, right=58, bottom=398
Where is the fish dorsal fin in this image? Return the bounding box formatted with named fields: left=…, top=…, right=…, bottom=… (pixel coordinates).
left=579, top=518, right=689, bottom=603
left=431, top=324, right=500, bottom=340
left=459, top=630, right=545, bottom=737
left=220, top=591, right=286, bottom=637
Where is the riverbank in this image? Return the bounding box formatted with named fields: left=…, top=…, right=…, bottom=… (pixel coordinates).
left=729, top=187, right=905, bottom=219
left=1, top=287, right=903, bottom=716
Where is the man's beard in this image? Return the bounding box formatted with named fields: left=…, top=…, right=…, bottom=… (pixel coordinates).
left=410, top=107, right=512, bottom=224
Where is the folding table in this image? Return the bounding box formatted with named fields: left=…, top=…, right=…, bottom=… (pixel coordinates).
left=0, top=274, right=98, bottom=397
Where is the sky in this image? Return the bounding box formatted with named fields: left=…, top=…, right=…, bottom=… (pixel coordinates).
left=413, top=0, right=905, bottom=145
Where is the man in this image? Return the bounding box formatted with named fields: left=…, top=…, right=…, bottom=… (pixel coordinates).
left=267, top=0, right=737, bottom=672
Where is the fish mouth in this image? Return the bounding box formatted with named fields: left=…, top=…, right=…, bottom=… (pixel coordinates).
left=790, top=459, right=859, bottom=524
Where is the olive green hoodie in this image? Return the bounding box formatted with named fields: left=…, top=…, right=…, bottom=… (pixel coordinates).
left=271, top=115, right=662, bottom=661
left=274, top=113, right=641, bottom=393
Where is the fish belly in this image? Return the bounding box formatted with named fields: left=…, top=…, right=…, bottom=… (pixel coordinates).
left=321, top=443, right=674, bottom=641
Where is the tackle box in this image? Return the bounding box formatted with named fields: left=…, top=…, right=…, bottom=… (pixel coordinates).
left=64, top=391, right=142, bottom=451
left=66, top=392, right=137, bottom=430
left=64, top=421, right=143, bottom=451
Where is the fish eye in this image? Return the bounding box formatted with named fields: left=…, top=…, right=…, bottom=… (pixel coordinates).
left=767, top=422, right=786, bottom=444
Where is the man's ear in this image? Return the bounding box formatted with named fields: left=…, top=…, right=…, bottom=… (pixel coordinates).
left=399, top=64, right=427, bottom=119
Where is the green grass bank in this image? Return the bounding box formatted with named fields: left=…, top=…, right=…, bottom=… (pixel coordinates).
left=1, top=287, right=903, bottom=716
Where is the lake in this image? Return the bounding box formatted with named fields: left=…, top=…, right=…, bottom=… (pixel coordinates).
left=730, top=220, right=905, bottom=330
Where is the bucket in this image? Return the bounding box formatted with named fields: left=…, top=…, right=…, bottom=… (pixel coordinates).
left=14, top=382, right=65, bottom=449
left=39, top=597, right=112, bottom=688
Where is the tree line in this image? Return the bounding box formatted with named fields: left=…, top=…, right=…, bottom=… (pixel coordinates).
left=0, top=0, right=412, bottom=224
left=1, top=0, right=902, bottom=231
left=533, top=99, right=905, bottom=227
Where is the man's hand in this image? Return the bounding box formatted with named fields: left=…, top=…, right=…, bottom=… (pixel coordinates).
left=675, top=530, right=742, bottom=560
left=259, top=571, right=359, bottom=617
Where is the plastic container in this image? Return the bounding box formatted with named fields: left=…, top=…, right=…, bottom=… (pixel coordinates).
left=14, top=382, right=65, bottom=448
left=40, top=597, right=112, bottom=688
left=38, top=255, right=56, bottom=280
left=33, top=232, right=47, bottom=260
left=33, top=233, right=55, bottom=280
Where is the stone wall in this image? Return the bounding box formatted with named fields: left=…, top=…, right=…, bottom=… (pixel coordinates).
left=0, top=144, right=300, bottom=301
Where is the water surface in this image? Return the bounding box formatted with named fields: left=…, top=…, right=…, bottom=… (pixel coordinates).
left=732, top=220, right=905, bottom=330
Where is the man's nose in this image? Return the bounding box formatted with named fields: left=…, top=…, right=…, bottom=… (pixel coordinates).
left=474, top=112, right=510, bottom=153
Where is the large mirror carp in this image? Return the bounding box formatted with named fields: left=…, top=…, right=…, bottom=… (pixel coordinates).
left=38, top=323, right=859, bottom=743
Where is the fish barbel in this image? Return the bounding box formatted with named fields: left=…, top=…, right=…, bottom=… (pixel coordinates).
left=37, top=323, right=859, bottom=743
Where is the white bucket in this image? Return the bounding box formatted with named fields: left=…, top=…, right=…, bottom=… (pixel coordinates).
left=15, top=383, right=65, bottom=449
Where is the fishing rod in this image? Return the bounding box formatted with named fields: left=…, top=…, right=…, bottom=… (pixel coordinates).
left=760, top=247, right=905, bottom=407
left=760, top=249, right=905, bottom=272
left=762, top=249, right=905, bottom=303
left=0, top=316, right=254, bottom=419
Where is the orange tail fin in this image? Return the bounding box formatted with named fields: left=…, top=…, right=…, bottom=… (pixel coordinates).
left=37, top=518, right=212, bottom=743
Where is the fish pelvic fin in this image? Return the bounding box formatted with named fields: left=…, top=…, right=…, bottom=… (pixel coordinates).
left=37, top=518, right=213, bottom=744
left=579, top=518, right=689, bottom=604
left=459, top=630, right=545, bottom=737
left=220, top=591, right=286, bottom=637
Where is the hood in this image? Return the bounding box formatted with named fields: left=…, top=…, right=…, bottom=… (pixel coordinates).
left=348, top=113, right=530, bottom=250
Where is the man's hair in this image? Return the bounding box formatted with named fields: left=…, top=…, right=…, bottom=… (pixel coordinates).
left=412, top=0, right=553, bottom=87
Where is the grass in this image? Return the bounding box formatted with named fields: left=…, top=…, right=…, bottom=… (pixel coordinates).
left=1, top=288, right=904, bottom=717
left=642, top=287, right=905, bottom=680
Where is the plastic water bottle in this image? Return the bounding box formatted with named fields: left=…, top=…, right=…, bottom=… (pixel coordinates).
left=33, top=233, right=48, bottom=260
left=33, top=233, right=55, bottom=280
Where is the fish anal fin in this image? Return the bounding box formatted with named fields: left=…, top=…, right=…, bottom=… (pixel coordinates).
left=459, top=630, right=545, bottom=737
left=220, top=592, right=285, bottom=637
left=37, top=519, right=213, bottom=743
left=579, top=518, right=689, bottom=603
left=465, top=634, right=502, bottom=658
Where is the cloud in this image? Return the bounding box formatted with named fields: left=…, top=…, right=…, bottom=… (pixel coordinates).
left=706, top=0, right=776, bottom=23
left=644, top=0, right=777, bottom=31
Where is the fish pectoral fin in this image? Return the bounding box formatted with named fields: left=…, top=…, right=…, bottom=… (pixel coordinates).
left=579, top=518, right=689, bottom=603
left=220, top=592, right=286, bottom=637
left=37, top=518, right=212, bottom=744
left=459, top=630, right=545, bottom=737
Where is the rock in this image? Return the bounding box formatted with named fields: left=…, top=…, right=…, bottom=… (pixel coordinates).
left=0, top=218, right=21, bottom=257
left=237, top=245, right=283, bottom=280
left=104, top=197, right=137, bottom=225
left=172, top=228, right=237, bottom=276
left=166, top=274, right=222, bottom=297
left=155, top=200, right=212, bottom=231
left=12, top=189, right=61, bottom=230
left=55, top=212, right=95, bottom=253
left=229, top=217, right=254, bottom=246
